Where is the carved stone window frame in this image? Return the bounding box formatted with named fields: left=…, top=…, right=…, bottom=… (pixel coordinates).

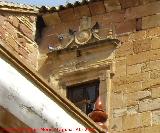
left=57, top=61, right=115, bottom=117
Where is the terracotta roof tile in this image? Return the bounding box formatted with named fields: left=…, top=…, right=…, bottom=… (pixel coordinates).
left=39, top=0, right=104, bottom=13
left=0, top=1, right=39, bottom=14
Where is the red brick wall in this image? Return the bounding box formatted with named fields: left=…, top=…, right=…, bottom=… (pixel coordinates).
left=0, top=12, right=38, bottom=69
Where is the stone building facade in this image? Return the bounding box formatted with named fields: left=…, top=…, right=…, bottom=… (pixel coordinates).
left=0, top=0, right=160, bottom=133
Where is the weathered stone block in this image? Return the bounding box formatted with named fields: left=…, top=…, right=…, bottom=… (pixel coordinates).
left=91, top=14, right=110, bottom=29
left=110, top=117, right=123, bottom=131
left=29, top=15, right=36, bottom=23
left=88, top=1, right=106, bottom=15
left=125, top=1, right=160, bottom=20
left=127, top=52, right=148, bottom=65
left=152, top=87, right=160, bottom=98
left=142, top=125, right=160, bottom=133
left=5, top=22, right=17, bottom=38
left=152, top=110, right=160, bottom=125
left=119, top=0, right=140, bottom=9
left=115, top=58, right=126, bottom=77
left=5, top=34, right=19, bottom=52
left=18, top=46, right=29, bottom=59
left=0, top=26, right=6, bottom=39
left=116, top=19, right=136, bottom=34
left=127, top=64, right=142, bottom=75
left=139, top=98, right=160, bottom=112
left=143, top=77, right=160, bottom=89
left=151, top=37, right=160, bottom=49
left=19, top=23, right=33, bottom=40
left=74, top=5, right=91, bottom=18
left=115, top=42, right=133, bottom=57
left=127, top=105, right=138, bottom=115
left=118, top=35, right=130, bottom=43
left=150, top=70, right=160, bottom=79
left=42, top=13, right=61, bottom=26
left=113, top=72, right=149, bottom=85
left=141, top=62, right=150, bottom=72
left=113, top=81, right=142, bottom=93
left=58, top=8, right=77, bottom=22
left=122, top=112, right=151, bottom=130
left=11, top=16, right=19, bottom=28
left=64, top=20, right=80, bottom=32
left=112, top=128, right=142, bottom=133
left=17, top=37, right=26, bottom=47
left=142, top=14, right=160, bottom=29
left=133, top=38, right=151, bottom=54
left=124, top=91, right=151, bottom=106
left=111, top=92, right=123, bottom=109
left=113, top=108, right=127, bottom=117
left=105, top=0, right=120, bottom=6
left=140, top=0, right=157, bottom=5
left=106, top=10, right=125, bottom=23
left=129, top=29, right=146, bottom=41
left=146, top=26, right=160, bottom=38
left=127, top=49, right=160, bottom=65
left=0, top=14, right=6, bottom=25
left=149, top=60, right=160, bottom=70
left=104, top=0, right=121, bottom=12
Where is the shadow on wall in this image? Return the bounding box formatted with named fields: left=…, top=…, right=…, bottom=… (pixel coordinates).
left=35, top=15, right=46, bottom=43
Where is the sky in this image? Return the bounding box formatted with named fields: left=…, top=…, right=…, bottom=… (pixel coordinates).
left=4, top=0, right=81, bottom=6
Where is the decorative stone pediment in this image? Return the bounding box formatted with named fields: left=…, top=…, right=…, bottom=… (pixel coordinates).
left=48, top=16, right=120, bottom=52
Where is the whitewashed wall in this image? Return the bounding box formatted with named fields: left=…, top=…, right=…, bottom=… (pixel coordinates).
left=0, top=57, right=90, bottom=133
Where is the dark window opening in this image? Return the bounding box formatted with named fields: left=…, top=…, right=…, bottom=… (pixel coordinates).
left=67, top=80, right=99, bottom=115
left=136, top=18, right=142, bottom=31
left=35, top=15, right=46, bottom=43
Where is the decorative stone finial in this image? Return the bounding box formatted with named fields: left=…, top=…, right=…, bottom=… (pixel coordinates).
left=88, top=97, right=108, bottom=131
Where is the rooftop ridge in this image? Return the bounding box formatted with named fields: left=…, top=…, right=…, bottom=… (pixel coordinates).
left=39, top=0, right=104, bottom=13
left=0, top=1, right=39, bottom=14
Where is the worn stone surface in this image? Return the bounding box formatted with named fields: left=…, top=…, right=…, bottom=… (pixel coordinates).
left=127, top=49, right=160, bottom=65
left=152, top=87, right=160, bottom=98
left=115, top=42, right=133, bottom=57
left=104, top=0, right=121, bottom=12
left=88, top=1, right=106, bottom=15
left=110, top=117, right=123, bottom=132
left=113, top=81, right=142, bottom=93
left=139, top=98, right=160, bottom=112
left=115, top=58, right=126, bottom=77
left=142, top=14, right=160, bottom=29
left=124, top=91, right=151, bottom=106
left=74, top=5, right=91, bottom=18
left=43, top=13, right=61, bottom=26
left=2, top=1, right=160, bottom=133
left=113, top=72, right=149, bottom=85
left=152, top=110, right=160, bottom=125
left=127, top=64, right=143, bottom=75
left=125, top=1, right=160, bottom=19
left=119, top=0, right=140, bottom=9
left=111, top=92, right=123, bottom=109
left=58, top=8, right=78, bottom=22
left=133, top=38, right=151, bottom=54
left=142, top=125, right=160, bottom=133
left=37, top=1, right=160, bottom=133
left=122, top=112, right=151, bottom=130
left=0, top=12, right=38, bottom=69
left=116, top=19, right=136, bottom=34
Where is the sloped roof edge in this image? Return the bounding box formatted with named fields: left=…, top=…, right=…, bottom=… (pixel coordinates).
left=0, top=0, right=104, bottom=14
left=39, top=0, right=104, bottom=13
left=0, top=41, right=106, bottom=133
left=0, top=1, right=39, bottom=14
